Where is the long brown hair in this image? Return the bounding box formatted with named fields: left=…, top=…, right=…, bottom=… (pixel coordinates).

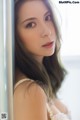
left=14, top=0, right=67, bottom=98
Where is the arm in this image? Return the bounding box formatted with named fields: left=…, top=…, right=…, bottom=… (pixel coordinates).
left=14, top=81, right=48, bottom=120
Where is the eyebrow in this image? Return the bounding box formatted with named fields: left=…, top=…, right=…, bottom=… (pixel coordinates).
left=21, top=11, right=50, bottom=24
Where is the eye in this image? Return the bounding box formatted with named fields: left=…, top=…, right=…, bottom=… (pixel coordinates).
left=45, top=14, right=52, bottom=21
left=25, top=22, right=36, bottom=28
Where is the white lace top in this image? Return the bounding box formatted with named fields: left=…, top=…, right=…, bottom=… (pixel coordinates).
left=46, top=103, right=71, bottom=120
left=14, top=78, right=71, bottom=120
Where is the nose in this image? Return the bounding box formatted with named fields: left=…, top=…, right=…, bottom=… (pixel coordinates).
left=40, top=23, right=51, bottom=37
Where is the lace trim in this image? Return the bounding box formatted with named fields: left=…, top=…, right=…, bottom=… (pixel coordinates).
left=46, top=103, right=71, bottom=120
left=52, top=113, right=70, bottom=120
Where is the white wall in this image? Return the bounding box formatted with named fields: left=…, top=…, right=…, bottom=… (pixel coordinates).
left=58, top=56, right=80, bottom=120
left=51, top=0, right=80, bottom=56
left=51, top=0, right=80, bottom=120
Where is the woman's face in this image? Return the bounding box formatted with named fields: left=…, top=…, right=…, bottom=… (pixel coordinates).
left=17, top=0, right=57, bottom=62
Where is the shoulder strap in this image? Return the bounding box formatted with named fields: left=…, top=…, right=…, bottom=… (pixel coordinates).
left=14, top=78, right=32, bottom=90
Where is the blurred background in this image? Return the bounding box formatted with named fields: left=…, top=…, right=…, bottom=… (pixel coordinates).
left=0, top=0, right=80, bottom=120
left=51, top=0, right=80, bottom=120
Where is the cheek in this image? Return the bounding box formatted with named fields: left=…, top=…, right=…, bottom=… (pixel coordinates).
left=52, top=26, right=57, bottom=40
left=49, top=23, right=57, bottom=38
left=51, top=29, right=57, bottom=41
left=18, top=30, right=39, bottom=48
left=18, top=29, right=32, bottom=43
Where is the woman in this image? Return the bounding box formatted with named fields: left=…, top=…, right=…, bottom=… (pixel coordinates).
left=14, top=0, right=71, bottom=120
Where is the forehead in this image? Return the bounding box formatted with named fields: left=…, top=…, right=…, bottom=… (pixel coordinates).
left=18, top=1, right=49, bottom=20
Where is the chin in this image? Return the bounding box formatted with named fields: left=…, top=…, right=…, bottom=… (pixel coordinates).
left=44, top=50, right=55, bottom=57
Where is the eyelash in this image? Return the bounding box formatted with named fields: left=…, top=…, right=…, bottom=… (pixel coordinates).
left=25, top=22, right=36, bottom=28
left=25, top=14, right=52, bottom=29
left=45, top=14, right=52, bottom=21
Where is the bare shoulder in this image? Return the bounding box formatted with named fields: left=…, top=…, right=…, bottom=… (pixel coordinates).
left=14, top=80, right=47, bottom=100
left=14, top=80, right=47, bottom=120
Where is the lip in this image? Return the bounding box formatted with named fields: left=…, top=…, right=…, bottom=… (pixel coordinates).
left=42, top=41, right=54, bottom=48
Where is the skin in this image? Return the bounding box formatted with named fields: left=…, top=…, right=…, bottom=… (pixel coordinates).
left=17, top=0, right=57, bottom=63
left=14, top=1, right=69, bottom=120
